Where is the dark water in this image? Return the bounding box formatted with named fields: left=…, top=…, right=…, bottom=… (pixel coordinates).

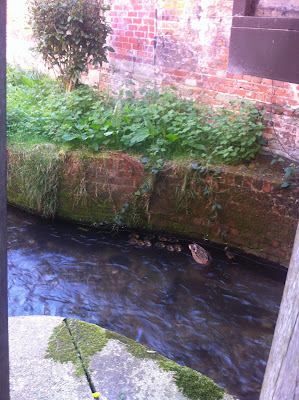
left=7, top=205, right=286, bottom=400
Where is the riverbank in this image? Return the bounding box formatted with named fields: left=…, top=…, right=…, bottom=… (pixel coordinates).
left=7, top=143, right=299, bottom=265
left=9, top=316, right=236, bottom=400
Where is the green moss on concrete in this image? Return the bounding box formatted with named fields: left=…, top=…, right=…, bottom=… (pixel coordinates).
left=46, top=318, right=226, bottom=400
left=45, top=319, right=108, bottom=376
left=105, top=330, right=159, bottom=360
left=57, top=190, right=115, bottom=225
left=159, top=359, right=225, bottom=400
left=67, top=319, right=108, bottom=375
left=45, top=321, right=81, bottom=373
left=105, top=329, right=225, bottom=400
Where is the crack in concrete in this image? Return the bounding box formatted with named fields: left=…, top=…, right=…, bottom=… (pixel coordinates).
left=64, top=318, right=97, bottom=396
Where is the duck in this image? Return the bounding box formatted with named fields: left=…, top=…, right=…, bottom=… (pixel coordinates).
left=167, top=237, right=179, bottom=243
left=166, top=244, right=175, bottom=252
left=158, top=235, right=168, bottom=242
left=144, top=234, right=155, bottom=241
left=155, top=241, right=166, bottom=248
left=224, top=246, right=235, bottom=260
left=129, top=233, right=139, bottom=240
left=175, top=244, right=183, bottom=252
left=189, top=243, right=212, bottom=266
left=128, top=238, right=138, bottom=245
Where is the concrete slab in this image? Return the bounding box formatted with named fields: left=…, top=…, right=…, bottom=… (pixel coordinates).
left=66, top=318, right=236, bottom=400
left=8, top=316, right=238, bottom=400
left=9, top=316, right=91, bottom=400
left=89, top=339, right=188, bottom=400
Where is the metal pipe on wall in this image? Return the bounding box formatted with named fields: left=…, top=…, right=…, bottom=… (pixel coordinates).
left=0, top=0, right=10, bottom=399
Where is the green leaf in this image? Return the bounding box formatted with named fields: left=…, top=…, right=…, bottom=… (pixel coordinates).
left=166, top=133, right=179, bottom=143
left=21, top=77, right=34, bottom=87
left=141, top=157, right=149, bottom=164
left=281, top=182, right=290, bottom=188
left=284, top=167, right=293, bottom=179
left=130, top=130, right=150, bottom=144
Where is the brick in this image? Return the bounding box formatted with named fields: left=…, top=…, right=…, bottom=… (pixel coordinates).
left=138, top=25, right=149, bottom=32
left=251, top=76, right=262, bottom=84
left=273, top=80, right=285, bottom=88
left=275, top=88, right=291, bottom=98
left=261, top=78, right=273, bottom=85
left=173, top=70, right=188, bottom=77
left=129, top=37, right=139, bottom=44
left=111, top=41, right=123, bottom=48
left=135, top=31, right=145, bottom=38
left=128, top=24, right=138, bottom=31
left=185, top=78, right=197, bottom=87
left=262, top=181, right=272, bottom=193
left=230, top=228, right=239, bottom=236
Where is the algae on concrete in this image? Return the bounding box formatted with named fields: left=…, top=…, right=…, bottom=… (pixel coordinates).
left=45, top=318, right=227, bottom=400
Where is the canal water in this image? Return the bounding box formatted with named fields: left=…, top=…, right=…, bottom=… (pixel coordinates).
left=7, top=205, right=286, bottom=400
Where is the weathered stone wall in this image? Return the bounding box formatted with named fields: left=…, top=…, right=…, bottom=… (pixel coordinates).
left=7, top=147, right=299, bottom=266
left=87, top=0, right=299, bottom=161
left=7, top=0, right=299, bottom=161
left=255, top=0, right=299, bottom=18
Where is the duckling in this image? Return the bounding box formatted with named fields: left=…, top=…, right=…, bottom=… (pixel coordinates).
left=129, top=233, right=139, bottom=240
left=167, top=237, right=179, bottom=243
left=128, top=238, right=138, bottom=245
left=224, top=246, right=235, bottom=260
left=175, top=244, right=183, bottom=252
left=166, top=244, right=175, bottom=252
left=144, top=240, right=152, bottom=247
left=189, top=243, right=212, bottom=266
left=155, top=241, right=166, bottom=248
left=158, top=235, right=168, bottom=242
left=145, top=234, right=155, bottom=241
left=137, top=240, right=145, bottom=246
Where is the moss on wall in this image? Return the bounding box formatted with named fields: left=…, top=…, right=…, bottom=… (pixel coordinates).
left=7, top=143, right=298, bottom=264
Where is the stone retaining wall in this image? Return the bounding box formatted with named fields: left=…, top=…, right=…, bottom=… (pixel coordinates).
left=7, top=146, right=298, bottom=266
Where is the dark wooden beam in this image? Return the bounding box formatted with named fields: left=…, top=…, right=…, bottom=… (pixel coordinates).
left=232, top=0, right=253, bottom=16
left=0, top=0, right=9, bottom=399
left=260, top=222, right=299, bottom=399
left=227, top=17, right=299, bottom=84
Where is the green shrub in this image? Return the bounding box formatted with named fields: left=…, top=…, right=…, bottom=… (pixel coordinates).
left=7, top=67, right=266, bottom=165
left=210, top=102, right=265, bottom=164
left=28, top=0, right=114, bottom=92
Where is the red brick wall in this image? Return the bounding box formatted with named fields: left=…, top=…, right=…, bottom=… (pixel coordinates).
left=84, top=0, right=299, bottom=161
left=8, top=148, right=298, bottom=265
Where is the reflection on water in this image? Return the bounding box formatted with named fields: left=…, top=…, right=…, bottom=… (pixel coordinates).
left=7, top=205, right=286, bottom=400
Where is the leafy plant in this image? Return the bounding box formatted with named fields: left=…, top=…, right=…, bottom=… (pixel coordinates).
left=210, top=101, right=265, bottom=164
left=281, top=164, right=299, bottom=188
left=28, top=0, right=114, bottom=92
left=7, top=67, right=267, bottom=165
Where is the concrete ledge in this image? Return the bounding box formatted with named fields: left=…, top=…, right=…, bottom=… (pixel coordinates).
left=8, top=316, right=237, bottom=400
left=9, top=316, right=91, bottom=400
